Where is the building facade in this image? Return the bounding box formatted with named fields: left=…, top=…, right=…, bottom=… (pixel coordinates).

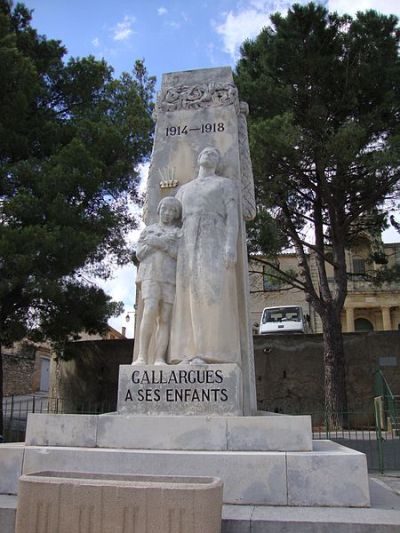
left=249, top=240, right=400, bottom=334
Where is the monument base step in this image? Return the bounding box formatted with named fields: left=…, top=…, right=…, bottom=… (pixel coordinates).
left=16, top=440, right=369, bottom=507
left=25, top=412, right=312, bottom=452
left=222, top=504, right=400, bottom=532
left=222, top=478, right=400, bottom=532
left=0, top=495, right=16, bottom=533
left=2, top=478, right=400, bottom=533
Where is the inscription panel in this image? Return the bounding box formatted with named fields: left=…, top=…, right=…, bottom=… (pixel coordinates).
left=117, top=364, right=242, bottom=416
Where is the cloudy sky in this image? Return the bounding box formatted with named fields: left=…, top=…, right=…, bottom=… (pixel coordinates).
left=22, top=0, right=400, bottom=336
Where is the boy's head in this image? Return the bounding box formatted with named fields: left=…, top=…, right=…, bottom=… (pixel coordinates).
left=157, top=196, right=182, bottom=225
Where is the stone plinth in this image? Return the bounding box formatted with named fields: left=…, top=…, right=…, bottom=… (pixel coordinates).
left=19, top=440, right=370, bottom=507
left=15, top=472, right=223, bottom=533
left=25, top=413, right=313, bottom=452
left=117, top=364, right=243, bottom=416
left=0, top=444, right=24, bottom=494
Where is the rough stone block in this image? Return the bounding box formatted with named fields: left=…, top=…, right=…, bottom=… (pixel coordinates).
left=287, top=440, right=370, bottom=507
left=222, top=505, right=252, bottom=533
left=97, top=414, right=228, bottom=450
left=0, top=443, right=24, bottom=494
left=22, top=447, right=287, bottom=505
left=25, top=413, right=97, bottom=447
left=24, top=412, right=313, bottom=452
left=15, top=471, right=223, bottom=533
left=0, top=495, right=16, bottom=533
left=227, top=415, right=312, bottom=451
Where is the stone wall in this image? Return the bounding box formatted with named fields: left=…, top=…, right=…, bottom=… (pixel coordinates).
left=52, top=339, right=134, bottom=413
left=51, top=332, right=400, bottom=420
left=3, top=348, right=36, bottom=396
left=254, top=331, right=400, bottom=421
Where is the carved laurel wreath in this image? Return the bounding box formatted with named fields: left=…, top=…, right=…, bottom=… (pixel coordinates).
left=157, top=82, right=239, bottom=112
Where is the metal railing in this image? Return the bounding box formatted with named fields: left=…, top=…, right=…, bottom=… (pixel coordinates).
left=2, top=395, right=399, bottom=473
left=288, top=408, right=400, bottom=473
left=374, top=369, right=400, bottom=433
left=2, top=395, right=115, bottom=442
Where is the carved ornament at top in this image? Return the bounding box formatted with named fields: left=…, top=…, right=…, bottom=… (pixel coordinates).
left=157, top=82, right=239, bottom=112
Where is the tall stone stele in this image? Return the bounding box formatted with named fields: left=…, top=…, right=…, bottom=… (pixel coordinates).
left=133, top=67, right=257, bottom=415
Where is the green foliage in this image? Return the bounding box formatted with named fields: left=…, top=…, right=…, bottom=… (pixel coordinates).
left=236, top=2, right=400, bottom=301
left=0, top=0, right=154, bottom=351
left=247, top=206, right=288, bottom=255
left=236, top=2, right=400, bottom=416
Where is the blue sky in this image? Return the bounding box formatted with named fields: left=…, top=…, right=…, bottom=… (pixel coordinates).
left=21, top=0, right=400, bottom=336
left=23, top=0, right=250, bottom=83
left=22, top=0, right=400, bottom=86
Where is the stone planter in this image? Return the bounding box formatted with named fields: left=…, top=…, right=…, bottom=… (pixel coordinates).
left=15, top=471, right=223, bottom=533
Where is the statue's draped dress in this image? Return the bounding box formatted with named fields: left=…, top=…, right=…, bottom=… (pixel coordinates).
left=168, top=174, right=241, bottom=364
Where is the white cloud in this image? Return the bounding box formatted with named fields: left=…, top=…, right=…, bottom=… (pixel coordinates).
left=214, top=0, right=297, bottom=60
left=92, top=37, right=100, bottom=47
left=96, top=163, right=149, bottom=337
left=98, top=263, right=137, bottom=338
left=327, top=0, right=400, bottom=16
left=181, top=11, right=190, bottom=23
left=215, top=8, right=270, bottom=60
left=248, top=0, right=275, bottom=8
left=215, top=0, right=400, bottom=61
left=206, top=42, right=217, bottom=65
left=158, top=7, right=167, bottom=16
left=137, top=162, right=150, bottom=200
left=112, top=15, right=136, bottom=41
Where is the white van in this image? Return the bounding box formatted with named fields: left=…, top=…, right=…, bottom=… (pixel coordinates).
left=259, top=305, right=308, bottom=335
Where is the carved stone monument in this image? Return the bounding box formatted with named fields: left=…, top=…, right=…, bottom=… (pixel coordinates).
left=0, top=68, right=380, bottom=533
left=129, top=67, right=257, bottom=416
left=134, top=196, right=182, bottom=366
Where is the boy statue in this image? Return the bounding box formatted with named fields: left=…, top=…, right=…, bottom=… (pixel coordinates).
left=133, top=196, right=182, bottom=365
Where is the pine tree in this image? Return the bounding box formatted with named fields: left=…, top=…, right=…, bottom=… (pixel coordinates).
left=0, top=1, right=154, bottom=435
left=235, top=2, right=400, bottom=424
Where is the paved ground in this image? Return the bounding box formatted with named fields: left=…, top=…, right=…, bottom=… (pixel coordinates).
left=375, top=472, right=400, bottom=498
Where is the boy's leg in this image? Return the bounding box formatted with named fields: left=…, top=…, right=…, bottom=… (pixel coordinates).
left=133, top=297, right=159, bottom=364
left=154, top=302, right=173, bottom=365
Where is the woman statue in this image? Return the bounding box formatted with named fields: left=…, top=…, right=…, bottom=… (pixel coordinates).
left=168, top=147, right=241, bottom=365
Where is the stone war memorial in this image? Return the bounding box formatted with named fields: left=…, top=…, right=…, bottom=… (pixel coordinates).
left=1, top=67, right=400, bottom=532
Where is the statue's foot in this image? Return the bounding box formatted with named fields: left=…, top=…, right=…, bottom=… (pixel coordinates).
left=189, top=357, right=208, bottom=365
left=132, top=356, right=146, bottom=365
left=178, top=357, right=207, bottom=365
left=154, top=359, right=166, bottom=366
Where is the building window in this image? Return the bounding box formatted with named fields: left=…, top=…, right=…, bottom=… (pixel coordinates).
left=352, top=257, right=366, bottom=275
left=263, top=265, right=282, bottom=292
left=354, top=318, right=374, bottom=332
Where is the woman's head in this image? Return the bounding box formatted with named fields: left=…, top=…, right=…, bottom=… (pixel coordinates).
left=198, top=146, right=220, bottom=169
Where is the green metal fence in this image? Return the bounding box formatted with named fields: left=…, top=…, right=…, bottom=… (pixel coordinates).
left=2, top=394, right=115, bottom=442
left=278, top=407, right=400, bottom=473
left=2, top=394, right=400, bottom=473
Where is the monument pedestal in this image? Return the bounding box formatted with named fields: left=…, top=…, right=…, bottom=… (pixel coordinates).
left=0, top=366, right=371, bottom=510
left=2, top=407, right=400, bottom=532
left=0, top=410, right=369, bottom=508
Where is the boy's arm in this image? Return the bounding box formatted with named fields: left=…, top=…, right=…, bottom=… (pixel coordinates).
left=162, top=230, right=180, bottom=259
left=136, top=228, right=153, bottom=262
